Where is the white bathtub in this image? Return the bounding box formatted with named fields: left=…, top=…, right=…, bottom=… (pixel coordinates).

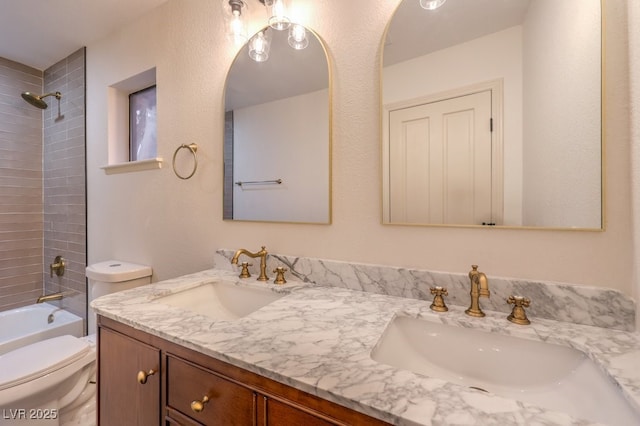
left=0, top=303, right=83, bottom=355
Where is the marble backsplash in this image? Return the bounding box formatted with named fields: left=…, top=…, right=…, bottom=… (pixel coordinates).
left=215, top=249, right=636, bottom=332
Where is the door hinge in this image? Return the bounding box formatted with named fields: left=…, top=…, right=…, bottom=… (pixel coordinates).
left=490, top=118, right=493, bottom=132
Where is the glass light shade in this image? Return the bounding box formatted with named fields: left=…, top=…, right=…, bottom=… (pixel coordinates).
left=224, top=0, right=248, bottom=45
left=419, top=0, right=447, bottom=10
left=248, top=30, right=271, bottom=62
left=265, top=0, right=290, bottom=30
left=288, top=24, right=309, bottom=50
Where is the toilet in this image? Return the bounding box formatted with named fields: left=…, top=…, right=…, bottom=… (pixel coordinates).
left=0, top=261, right=152, bottom=425
left=86, top=260, right=153, bottom=334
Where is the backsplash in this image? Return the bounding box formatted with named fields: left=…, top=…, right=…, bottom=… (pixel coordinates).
left=215, top=249, right=636, bottom=332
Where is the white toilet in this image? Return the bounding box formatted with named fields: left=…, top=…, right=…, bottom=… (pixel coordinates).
left=0, top=260, right=152, bottom=425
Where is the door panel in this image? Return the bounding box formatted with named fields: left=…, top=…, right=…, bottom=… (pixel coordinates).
left=389, top=90, right=493, bottom=225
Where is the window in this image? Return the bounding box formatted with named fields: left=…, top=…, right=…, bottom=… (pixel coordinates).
left=129, top=85, right=157, bottom=161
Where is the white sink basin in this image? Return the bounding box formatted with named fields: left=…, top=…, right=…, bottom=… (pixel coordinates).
left=371, top=315, right=640, bottom=425
left=153, top=281, right=285, bottom=321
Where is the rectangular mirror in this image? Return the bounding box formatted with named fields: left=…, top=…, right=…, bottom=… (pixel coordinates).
left=224, top=25, right=331, bottom=224
left=382, top=0, right=603, bottom=229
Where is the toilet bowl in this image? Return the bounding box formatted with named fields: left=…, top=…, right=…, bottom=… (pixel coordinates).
left=0, top=335, right=96, bottom=426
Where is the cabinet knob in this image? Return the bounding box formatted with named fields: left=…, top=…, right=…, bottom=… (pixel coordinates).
left=191, top=395, right=210, bottom=413
left=136, top=369, right=157, bottom=384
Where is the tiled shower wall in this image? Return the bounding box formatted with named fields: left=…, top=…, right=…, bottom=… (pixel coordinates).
left=0, top=49, right=86, bottom=325
left=0, top=58, right=44, bottom=310
left=43, top=48, right=87, bottom=323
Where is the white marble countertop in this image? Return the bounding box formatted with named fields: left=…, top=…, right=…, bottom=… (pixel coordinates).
left=91, top=269, right=640, bottom=426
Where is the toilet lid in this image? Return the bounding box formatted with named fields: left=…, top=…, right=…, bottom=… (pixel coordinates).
left=0, top=335, right=91, bottom=390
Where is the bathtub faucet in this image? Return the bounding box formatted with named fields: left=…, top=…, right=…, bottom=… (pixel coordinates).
left=36, top=292, right=63, bottom=303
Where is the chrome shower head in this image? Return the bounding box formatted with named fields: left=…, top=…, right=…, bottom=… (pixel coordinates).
left=21, top=91, right=62, bottom=109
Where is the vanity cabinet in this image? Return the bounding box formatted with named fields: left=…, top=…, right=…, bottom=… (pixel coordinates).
left=98, top=316, right=390, bottom=426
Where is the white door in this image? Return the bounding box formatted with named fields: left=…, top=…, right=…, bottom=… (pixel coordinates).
left=388, top=90, right=495, bottom=225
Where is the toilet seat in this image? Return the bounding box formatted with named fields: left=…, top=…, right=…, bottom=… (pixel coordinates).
left=0, top=335, right=91, bottom=390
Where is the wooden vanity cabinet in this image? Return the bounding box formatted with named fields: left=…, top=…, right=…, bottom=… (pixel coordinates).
left=98, top=315, right=390, bottom=426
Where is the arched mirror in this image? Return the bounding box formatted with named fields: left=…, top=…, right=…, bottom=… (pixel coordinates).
left=382, top=0, right=603, bottom=229
left=223, top=25, right=331, bottom=223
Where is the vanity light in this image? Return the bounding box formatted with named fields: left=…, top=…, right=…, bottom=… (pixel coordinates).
left=248, top=30, right=271, bottom=62
left=419, top=0, right=447, bottom=10
left=224, top=0, right=248, bottom=45
left=259, top=0, right=291, bottom=30
left=287, top=24, right=309, bottom=50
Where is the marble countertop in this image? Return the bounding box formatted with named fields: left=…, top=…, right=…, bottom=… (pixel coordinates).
left=91, top=269, right=640, bottom=426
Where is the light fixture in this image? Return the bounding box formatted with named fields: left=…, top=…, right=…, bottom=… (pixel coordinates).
left=259, top=0, right=291, bottom=30
left=420, top=0, right=447, bottom=10
left=248, top=30, right=272, bottom=62
left=223, top=0, right=248, bottom=45
left=288, top=24, right=308, bottom=50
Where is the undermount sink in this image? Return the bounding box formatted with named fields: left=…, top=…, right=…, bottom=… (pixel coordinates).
left=153, top=281, right=285, bottom=321
left=371, top=315, right=640, bottom=425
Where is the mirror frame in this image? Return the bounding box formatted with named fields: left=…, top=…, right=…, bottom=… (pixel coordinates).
left=379, top=0, right=606, bottom=231
left=222, top=25, right=333, bottom=225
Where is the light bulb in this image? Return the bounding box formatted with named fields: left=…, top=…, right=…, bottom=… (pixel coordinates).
left=249, top=31, right=271, bottom=62
left=267, top=0, right=290, bottom=30
left=288, top=24, right=309, bottom=50
left=225, top=0, right=247, bottom=45
left=419, top=0, right=447, bottom=10
left=230, top=13, right=246, bottom=44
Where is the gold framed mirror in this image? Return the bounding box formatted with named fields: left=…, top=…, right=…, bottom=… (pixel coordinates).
left=224, top=25, right=331, bottom=223
left=381, top=0, right=603, bottom=230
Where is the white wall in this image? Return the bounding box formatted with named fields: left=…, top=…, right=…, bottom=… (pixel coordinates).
left=233, top=89, right=329, bottom=222
left=87, top=0, right=635, bottom=296
left=522, top=0, right=602, bottom=229
left=383, top=26, right=523, bottom=225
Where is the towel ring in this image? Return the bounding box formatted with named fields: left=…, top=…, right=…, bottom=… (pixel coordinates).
left=173, top=143, right=198, bottom=180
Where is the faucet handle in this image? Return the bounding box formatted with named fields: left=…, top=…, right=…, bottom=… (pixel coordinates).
left=507, top=296, right=531, bottom=325
left=50, top=255, right=65, bottom=278
left=429, top=286, right=449, bottom=312
left=273, top=267, right=287, bottom=285
left=239, top=262, right=252, bottom=278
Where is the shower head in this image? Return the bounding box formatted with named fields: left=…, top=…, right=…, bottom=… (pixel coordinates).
left=21, top=91, right=62, bottom=109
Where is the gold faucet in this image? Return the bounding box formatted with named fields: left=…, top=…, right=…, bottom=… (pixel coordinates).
left=465, top=265, right=490, bottom=317
left=37, top=292, right=63, bottom=303
left=231, top=246, right=269, bottom=281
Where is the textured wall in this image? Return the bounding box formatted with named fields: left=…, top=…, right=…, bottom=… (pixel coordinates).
left=0, top=58, right=43, bottom=311
left=629, top=0, right=640, bottom=329
left=87, top=0, right=635, bottom=295
left=43, top=48, right=86, bottom=323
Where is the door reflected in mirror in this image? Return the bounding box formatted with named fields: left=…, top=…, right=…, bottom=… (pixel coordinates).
left=224, top=25, right=331, bottom=223
left=382, top=0, right=603, bottom=229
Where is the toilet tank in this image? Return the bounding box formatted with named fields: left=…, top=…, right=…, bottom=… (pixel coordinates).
left=86, top=260, right=152, bottom=334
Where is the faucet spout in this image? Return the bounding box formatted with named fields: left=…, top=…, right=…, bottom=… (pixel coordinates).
left=231, top=246, right=269, bottom=281
left=465, top=265, right=490, bottom=317
left=37, top=292, right=63, bottom=304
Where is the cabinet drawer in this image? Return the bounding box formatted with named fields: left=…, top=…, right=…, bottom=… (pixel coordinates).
left=167, top=355, right=256, bottom=425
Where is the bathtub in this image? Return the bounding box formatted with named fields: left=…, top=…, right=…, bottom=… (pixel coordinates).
left=0, top=303, right=83, bottom=355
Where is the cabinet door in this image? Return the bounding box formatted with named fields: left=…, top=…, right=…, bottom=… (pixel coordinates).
left=98, top=327, right=161, bottom=425
left=166, top=355, right=256, bottom=425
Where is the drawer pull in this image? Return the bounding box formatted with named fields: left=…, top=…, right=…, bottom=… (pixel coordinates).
left=136, top=369, right=156, bottom=384
left=190, top=396, right=210, bottom=413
